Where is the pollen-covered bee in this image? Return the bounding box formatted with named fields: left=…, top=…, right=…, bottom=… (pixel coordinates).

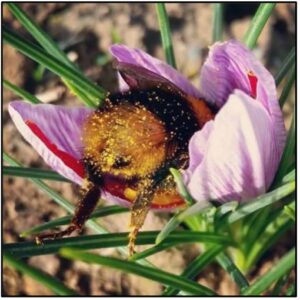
left=36, top=62, right=215, bottom=255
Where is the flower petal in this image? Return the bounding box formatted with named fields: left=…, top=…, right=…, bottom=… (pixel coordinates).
left=110, top=44, right=202, bottom=98
left=8, top=101, right=93, bottom=185
left=184, top=90, right=282, bottom=203
left=200, top=40, right=286, bottom=156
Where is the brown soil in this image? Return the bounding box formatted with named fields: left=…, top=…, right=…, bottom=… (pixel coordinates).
left=3, top=3, right=295, bottom=296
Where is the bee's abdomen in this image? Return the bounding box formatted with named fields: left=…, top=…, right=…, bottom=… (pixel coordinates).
left=106, top=88, right=201, bottom=150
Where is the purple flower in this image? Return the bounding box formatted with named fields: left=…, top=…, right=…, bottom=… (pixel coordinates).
left=8, top=40, right=286, bottom=208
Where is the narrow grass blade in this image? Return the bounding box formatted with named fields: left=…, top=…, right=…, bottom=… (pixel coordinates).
left=20, top=206, right=128, bottom=237
left=3, top=27, right=105, bottom=107
left=155, top=213, right=182, bottom=245
left=227, top=181, right=295, bottom=224
left=2, top=154, right=175, bottom=284
left=243, top=3, right=276, bottom=49
left=163, top=245, right=224, bottom=295
left=4, top=231, right=233, bottom=258
left=242, top=248, right=295, bottom=295
left=3, top=153, right=75, bottom=212
left=178, top=201, right=212, bottom=221
left=6, top=3, right=76, bottom=70
left=275, top=47, right=295, bottom=86
left=285, top=283, right=295, bottom=296
left=3, top=253, right=77, bottom=295
left=170, top=168, right=194, bottom=205
left=244, top=209, right=293, bottom=272
left=216, top=252, right=249, bottom=292
left=242, top=207, right=273, bottom=255
left=6, top=3, right=106, bottom=106
left=215, top=201, right=239, bottom=220
left=279, top=65, right=295, bottom=108
left=271, top=274, right=289, bottom=296
left=3, top=166, right=70, bottom=182
left=156, top=3, right=177, bottom=68
left=131, top=243, right=175, bottom=261
left=212, top=3, right=224, bottom=42
left=3, top=79, right=41, bottom=104
left=156, top=201, right=211, bottom=244
left=60, top=248, right=216, bottom=295
left=272, top=111, right=295, bottom=186
left=283, top=201, right=295, bottom=222
left=282, top=168, right=295, bottom=183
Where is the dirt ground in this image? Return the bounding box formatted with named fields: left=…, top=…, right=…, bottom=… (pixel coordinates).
left=3, top=3, right=295, bottom=296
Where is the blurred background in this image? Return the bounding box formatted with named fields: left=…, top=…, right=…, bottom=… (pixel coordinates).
left=3, top=3, right=295, bottom=295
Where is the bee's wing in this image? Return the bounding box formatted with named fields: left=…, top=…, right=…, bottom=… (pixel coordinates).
left=115, top=61, right=186, bottom=96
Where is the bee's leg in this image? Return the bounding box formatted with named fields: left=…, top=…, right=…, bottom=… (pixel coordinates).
left=35, top=181, right=101, bottom=244
left=128, top=181, right=154, bottom=256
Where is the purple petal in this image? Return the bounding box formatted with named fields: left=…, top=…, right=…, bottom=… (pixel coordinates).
left=110, top=44, right=202, bottom=98
left=200, top=40, right=286, bottom=156
left=184, top=90, right=283, bottom=203
left=117, top=72, right=130, bottom=91
left=8, top=101, right=93, bottom=185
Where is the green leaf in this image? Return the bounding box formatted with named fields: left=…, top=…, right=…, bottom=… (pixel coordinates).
left=279, top=64, right=295, bottom=108
left=4, top=231, right=233, bottom=258
left=163, top=245, right=224, bottom=295
left=272, top=111, right=295, bottom=186
left=155, top=213, right=182, bottom=245
left=242, top=248, right=295, bottom=295
left=3, top=27, right=105, bottom=107
left=242, top=207, right=273, bottom=256
left=60, top=248, right=216, bottom=295
left=283, top=201, right=295, bottom=222
left=275, top=47, right=295, bottom=86
left=285, top=283, right=295, bottom=296
left=3, top=153, right=76, bottom=212
left=2, top=153, right=179, bottom=286
left=3, top=253, right=77, bottom=295
left=20, top=206, right=128, bottom=237
left=3, top=152, right=127, bottom=256
left=215, top=201, right=239, bottom=220
left=282, top=168, right=295, bottom=183
left=131, top=243, right=175, bottom=261
left=212, top=3, right=224, bottom=42
left=227, top=181, right=295, bottom=224
left=3, top=79, right=41, bottom=104
left=216, top=252, right=249, bottom=292
left=178, top=201, right=213, bottom=221
left=271, top=274, right=289, bottom=296
left=6, top=3, right=102, bottom=105
left=155, top=201, right=212, bottom=245
left=3, top=166, right=70, bottom=182
left=243, top=3, right=276, bottom=49
left=170, top=168, right=194, bottom=205
left=6, top=3, right=75, bottom=69
left=244, top=208, right=294, bottom=272
left=156, top=3, right=177, bottom=68
left=33, top=64, right=46, bottom=81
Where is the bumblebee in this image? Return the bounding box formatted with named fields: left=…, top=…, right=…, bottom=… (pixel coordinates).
left=36, top=62, right=214, bottom=256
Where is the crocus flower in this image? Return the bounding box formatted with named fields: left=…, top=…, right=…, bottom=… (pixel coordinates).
left=8, top=40, right=286, bottom=209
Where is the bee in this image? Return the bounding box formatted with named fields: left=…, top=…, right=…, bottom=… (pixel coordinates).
left=36, top=62, right=215, bottom=256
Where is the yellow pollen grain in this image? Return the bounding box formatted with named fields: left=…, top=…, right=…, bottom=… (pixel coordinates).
left=124, top=188, right=138, bottom=201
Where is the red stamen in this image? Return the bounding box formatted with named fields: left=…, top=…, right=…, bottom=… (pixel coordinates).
left=25, top=120, right=85, bottom=178
left=247, top=71, right=258, bottom=98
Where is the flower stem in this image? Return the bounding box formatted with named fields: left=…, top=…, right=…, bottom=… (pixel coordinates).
left=244, top=3, right=276, bottom=49
left=212, top=3, right=224, bottom=42
left=156, top=3, right=177, bottom=68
